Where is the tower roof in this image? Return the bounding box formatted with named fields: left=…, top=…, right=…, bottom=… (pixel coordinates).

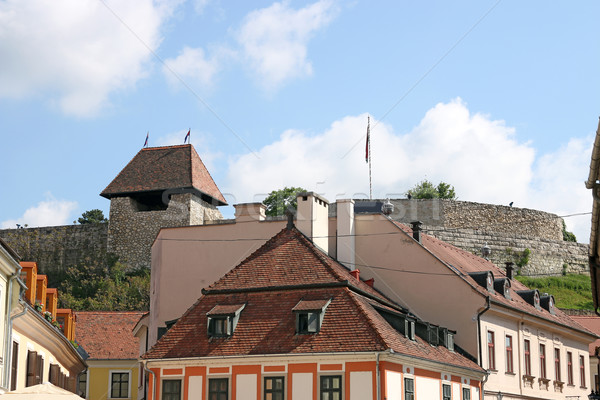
left=100, top=144, right=227, bottom=206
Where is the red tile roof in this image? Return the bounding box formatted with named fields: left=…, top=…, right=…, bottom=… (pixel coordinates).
left=100, top=144, right=227, bottom=205
left=143, top=227, right=483, bottom=373
left=568, top=315, right=600, bottom=355
left=390, top=220, right=595, bottom=337
left=75, top=311, right=145, bottom=360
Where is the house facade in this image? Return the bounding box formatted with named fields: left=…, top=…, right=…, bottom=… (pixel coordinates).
left=75, top=311, right=145, bottom=399
left=143, top=225, right=485, bottom=400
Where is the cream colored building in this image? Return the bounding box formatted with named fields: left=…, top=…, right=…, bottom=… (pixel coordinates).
left=145, top=193, right=596, bottom=399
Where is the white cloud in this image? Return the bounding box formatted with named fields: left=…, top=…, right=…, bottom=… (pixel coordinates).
left=1, top=194, right=78, bottom=228
left=163, top=46, right=222, bottom=89
left=225, top=98, right=592, bottom=241
left=236, top=0, right=339, bottom=91
left=0, top=0, right=175, bottom=116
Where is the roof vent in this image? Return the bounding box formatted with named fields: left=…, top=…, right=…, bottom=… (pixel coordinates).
left=410, top=221, right=422, bottom=243
left=468, top=271, right=495, bottom=293
left=494, top=278, right=511, bottom=300
left=481, top=243, right=491, bottom=260
left=381, top=198, right=394, bottom=215
left=505, top=262, right=515, bottom=280
left=516, top=289, right=541, bottom=310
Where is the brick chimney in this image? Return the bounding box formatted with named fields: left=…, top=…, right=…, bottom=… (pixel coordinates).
left=411, top=221, right=423, bottom=243
left=505, top=262, right=515, bottom=280
left=296, top=192, right=329, bottom=254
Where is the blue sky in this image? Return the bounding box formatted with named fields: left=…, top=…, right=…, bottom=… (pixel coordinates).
left=0, top=0, right=598, bottom=242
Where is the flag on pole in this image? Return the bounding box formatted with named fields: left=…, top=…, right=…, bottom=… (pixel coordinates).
left=143, top=132, right=149, bottom=148
left=365, top=116, right=370, bottom=163
left=184, top=129, right=190, bottom=143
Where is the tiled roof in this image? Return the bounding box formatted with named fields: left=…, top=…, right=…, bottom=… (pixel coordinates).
left=207, top=304, right=245, bottom=315
left=100, top=144, right=227, bottom=205
left=143, top=227, right=483, bottom=373
left=568, top=315, right=600, bottom=355
left=75, top=311, right=145, bottom=360
left=390, top=220, right=595, bottom=337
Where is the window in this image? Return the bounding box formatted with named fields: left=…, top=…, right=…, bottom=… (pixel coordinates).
left=580, top=355, right=586, bottom=387
left=487, top=331, right=496, bottom=370
left=505, top=335, right=513, bottom=373
left=208, top=316, right=230, bottom=337
left=462, top=387, right=471, bottom=400
left=404, top=377, right=414, bottom=400
left=539, top=344, right=546, bottom=379
left=443, top=383, right=451, bottom=400
left=298, top=312, right=319, bottom=334
left=567, top=351, right=573, bottom=385
left=320, top=376, right=342, bottom=400
left=209, top=378, right=228, bottom=400
left=162, top=379, right=182, bottom=400
left=554, top=348, right=561, bottom=382
left=26, top=351, right=42, bottom=387
left=110, top=372, right=130, bottom=398
left=264, top=377, right=284, bottom=400
left=77, top=371, right=87, bottom=398
left=524, top=340, right=531, bottom=376
left=10, top=341, right=18, bottom=391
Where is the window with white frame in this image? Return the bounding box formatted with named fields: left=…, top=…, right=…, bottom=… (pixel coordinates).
left=109, top=371, right=130, bottom=398
left=404, top=377, right=414, bottom=400
left=567, top=351, right=574, bottom=385
left=442, top=383, right=451, bottom=400
left=320, top=375, right=341, bottom=400
left=462, top=387, right=470, bottom=400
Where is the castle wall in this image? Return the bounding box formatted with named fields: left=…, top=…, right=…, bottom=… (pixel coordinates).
left=346, top=199, right=588, bottom=276
left=107, top=193, right=223, bottom=268
left=0, top=224, right=108, bottom=283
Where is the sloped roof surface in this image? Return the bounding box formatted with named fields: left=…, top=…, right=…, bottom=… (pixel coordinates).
left=569, top=315, right=600, bottom=355
left=143, top=227, right=482, bottom=373
left=100, top=144, right=226, bottom=205
left=75, top=311, right=145, bottom=359
left=390, top=220, right=593, bottom=336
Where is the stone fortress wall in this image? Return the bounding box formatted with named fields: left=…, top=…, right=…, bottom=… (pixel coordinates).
left=354, top=199, right=589, bottom=276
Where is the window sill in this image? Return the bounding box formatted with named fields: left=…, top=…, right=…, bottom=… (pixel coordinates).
left=538, top=377, right=550, bottom=383
left=505, top=371, right=516, bottom=376
left=522, top=375, right=535, bottom=381
left=488, top=369, right=498, bottom=373
left=580, top=386, right=588, bottom=390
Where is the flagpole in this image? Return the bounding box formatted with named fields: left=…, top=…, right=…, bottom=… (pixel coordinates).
left=368, top=115, right=372, bottom=200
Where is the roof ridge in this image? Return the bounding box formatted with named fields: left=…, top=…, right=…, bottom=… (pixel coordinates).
left=189, top=145, right=224, bottom=204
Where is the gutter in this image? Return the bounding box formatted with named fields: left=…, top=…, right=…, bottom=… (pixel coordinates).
left=3, top=264, right=28, bottom=389
left=143, top=360, right=157, bottom=400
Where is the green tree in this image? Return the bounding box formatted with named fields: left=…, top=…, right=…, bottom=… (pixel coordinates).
left=78, top=209, right=108, bottom=224
left=562, top=220, right=577, bottom=242
left=263, top=187, right=307, bottom=217
left=407, top=180, right=457, bottom=200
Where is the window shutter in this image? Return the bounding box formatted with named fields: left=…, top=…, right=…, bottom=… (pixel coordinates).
left=35, top=354, right=43, bottom=384
left=50, top=364, right=60, bottom=385
left=10, top=342, right=18, bottom=390
left=26, top=351, right=37, bottom=387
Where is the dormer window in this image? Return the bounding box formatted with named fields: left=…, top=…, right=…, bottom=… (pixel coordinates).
left=493, top=278, right=511, bottom=300
left=405, top=318, right=415, bottom=341
left=292, top=299, right=331, bottom=334
left=516, top=290, right=541, bottom=311
left=540, top=294, right=556, bottom=315
left=206, top=304, right=245, bottom=338
left=468, top=271, right=495, bottom=293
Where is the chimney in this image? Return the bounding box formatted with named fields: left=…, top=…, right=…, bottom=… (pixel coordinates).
left=296, top=192, right=329, bottom=254
left=365, top=278, right=375, bottom=287
left=336, top=199, right=355, bottom=269
left=411, top=221, right=423, bottom=243
left=234, top=203, right=266, bottom=222
left=505, top=262, right=515, bottom=280
left=350, top=269, right=360, bottom=280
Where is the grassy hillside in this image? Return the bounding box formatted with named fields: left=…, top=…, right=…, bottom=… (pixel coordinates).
left=515, top=274, right=593, bottom=310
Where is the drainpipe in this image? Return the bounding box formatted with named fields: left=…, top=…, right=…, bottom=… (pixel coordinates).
left=3, top=265, right=28, bottom=389
left=143, top=360, right=157, bottom=400
left=476, top=297, right=491, bottom=369
left=480, top=369, right=490, bottom=400
left=376, top=352, right=381, bottom=400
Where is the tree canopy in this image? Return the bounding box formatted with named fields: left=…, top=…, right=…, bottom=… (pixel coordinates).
left=407, top=180, right=457, bottom=200
left=263, top=187, right=307, bottom=217
left=78, top=209, right=108, bottom=224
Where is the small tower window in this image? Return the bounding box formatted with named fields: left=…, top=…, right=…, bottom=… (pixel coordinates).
left=206, top=304, right=245, bottom=338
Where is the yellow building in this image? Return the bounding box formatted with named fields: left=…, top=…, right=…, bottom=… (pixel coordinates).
left=75, top=311, right=145, bottom=399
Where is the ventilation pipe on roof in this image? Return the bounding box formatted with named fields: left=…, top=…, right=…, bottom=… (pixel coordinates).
left=505, top=262, right=515, bottom=280
left=410, top=221, right=423, bottom=243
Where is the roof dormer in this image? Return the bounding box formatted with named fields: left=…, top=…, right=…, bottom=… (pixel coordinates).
left=540, top=294, right=556, bottom=315
left=468, top=271, right=495, bottom=293
left=206, top=304, right=245, bottom=338
left=516, top=289, right=541, bottom=310
left=493, top=278, right=511, bottom=300
left=292, top=299, right=331, bottom=334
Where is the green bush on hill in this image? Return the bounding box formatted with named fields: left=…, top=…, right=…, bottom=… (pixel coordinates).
left=515, top=274, right=593, bottom=310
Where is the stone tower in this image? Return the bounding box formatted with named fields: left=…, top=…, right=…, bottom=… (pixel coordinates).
left=100, top=144, right=227, bottom=268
